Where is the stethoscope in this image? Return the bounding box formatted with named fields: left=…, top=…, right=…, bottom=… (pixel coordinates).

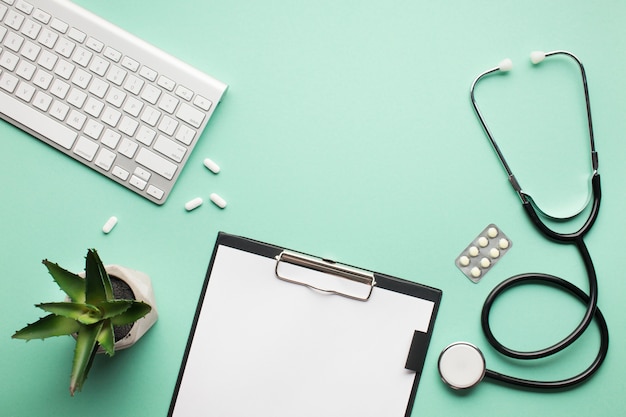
left=437, top=50, right=609, bottom=391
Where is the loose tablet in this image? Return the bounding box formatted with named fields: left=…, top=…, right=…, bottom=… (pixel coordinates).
left=210, top=193, right=227, bottom=209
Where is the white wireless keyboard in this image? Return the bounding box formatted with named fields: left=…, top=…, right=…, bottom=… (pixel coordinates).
left=0, top=0, right=227, bottom=204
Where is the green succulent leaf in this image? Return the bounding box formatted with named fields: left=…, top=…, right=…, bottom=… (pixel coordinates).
left=70, top=323, right=102, bottom=396
left=85, top=249, right=111, bottom=305
left=97, top=300, right=133, bottom=319
left=43, top=259, right=85, bottom=303
left=110, top=301, right=151, bottom=326
left=36, top=302, right=103, bottom=325
left=96, top=319, right=115, bottom=356
left=12, top=314, right=81, bottom=340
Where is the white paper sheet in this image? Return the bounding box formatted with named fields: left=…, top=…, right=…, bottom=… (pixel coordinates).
left=171, top=245, right=435, bottom=417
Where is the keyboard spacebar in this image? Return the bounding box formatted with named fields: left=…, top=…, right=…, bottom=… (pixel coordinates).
left=0, top=90, right=77, bottom=149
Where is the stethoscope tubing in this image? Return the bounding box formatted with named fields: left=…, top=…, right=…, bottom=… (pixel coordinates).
left=482, top=269, right=609, bottom=389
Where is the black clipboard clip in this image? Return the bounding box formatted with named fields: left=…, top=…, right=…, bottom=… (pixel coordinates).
left=275, top=251, right=377, bottom=301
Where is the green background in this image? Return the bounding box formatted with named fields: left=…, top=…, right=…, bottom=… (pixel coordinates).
left=2, top=0, right=626, bottom=415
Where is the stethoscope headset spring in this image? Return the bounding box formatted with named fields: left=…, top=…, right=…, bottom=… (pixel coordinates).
left=438, top=50, right=609, bottom=391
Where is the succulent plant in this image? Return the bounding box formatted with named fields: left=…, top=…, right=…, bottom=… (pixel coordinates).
left=12, top=249, right=152, bottom=396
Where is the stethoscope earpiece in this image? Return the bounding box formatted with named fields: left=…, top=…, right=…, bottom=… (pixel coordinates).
left=438, top=342, right=486, bottom=390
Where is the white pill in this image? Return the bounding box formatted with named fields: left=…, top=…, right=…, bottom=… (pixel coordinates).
left=185, top=197, right=203, bottom=211
left=478, top=236, right=489, bottom=247
left=459, top=256, right=470, bottom=267
left=487, top=227, right=499, bottom=238
left=102, top=216, right=118, bottom=234
left=499, top=238, right=510, bottom=249
left=480, top=257, right=491, bottom=268
left=203, top=158, right=220, bottom=174
left=468, top=246, right=479, bottom=257
left=471, top=267, right=481, bottom=278
left=210, top=193, right=227, bottom=209
left=490, top=248, right=500, bottom=258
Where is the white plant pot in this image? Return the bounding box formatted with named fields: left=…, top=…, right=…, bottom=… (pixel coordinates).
left=77, top=264, right=158, bottom=352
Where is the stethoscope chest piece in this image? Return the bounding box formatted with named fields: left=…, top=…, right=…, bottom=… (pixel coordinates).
left=438, top=342, right=486, bottom=390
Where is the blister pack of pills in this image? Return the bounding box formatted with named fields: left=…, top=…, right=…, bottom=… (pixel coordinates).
left=455, top=224, right=512, bottom=283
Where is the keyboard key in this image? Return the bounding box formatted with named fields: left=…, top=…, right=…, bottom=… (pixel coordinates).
left=4, top=31, right=24, bottom=51
left=129, top=175, right=146, bottom=190
left=49, top=100, right=69, bottom=120
left=103, top=46, right=121, bottom=62
left=15, top=0, right=33, bottom=14
left=140, top=106, right=160, bottom=126
left=106, top=65, right=127, bottom=86
left=158, top=93, right=179, bottom=114
left=175, top=125, right=196, bottom=146
left=33, top=68, right=52, bottom=89
left=68, top=28, right=86, bottom=43
left=21, top=40, right=40, bottom=61
left=139, top=65, right=157, bottom=82
left=106, top=87, right=126, bottom=107
left=101, top=129, right=121, bottom=149
left=6, top=11, right=25, bottom=31
left=85, top=37, right=103, bottom=53
left=67, top=109, right=86, bottom=130
left=32, top=90, right=51, bottom=110
left=141, top=84, right=161, bottom=104
left=158, top=115, right=178, bottom=136
left=73, top=136, right=98, bottom=161
left=0, top=72, right=18, bottom=93
left=136, top=126, right=155, bottom=146
left=0, top=88, right=76, bottom=149
left=123, top=96, right=143, bottom=117
left=72, top=47, right=92, bottom=67
left=50, top=79, right=70, bottom=99
left=102, top=106, right=121, bottom=127
left=67, top=88, right=87, bottom=108
left=37, top=49, right=57, bottom=70
left=21, top=19, right=41, bottom=40
left=123, top=74, right=144, bottom=95
left=15, top=60, right=36, bottom=80
left=95, top=148, right=116, bottom=171
left=175, top=85, right=193, bottom=101
left=118, top=137, right=138, bottom=158
left=193, top=95, right=212, bottom=111
left=157, top=75, right=175, bottom=91
left=133, top=166, right=151, bottom=181
left=55, top=38, right=75, bottom=58
left=84, top=97, right=104, bottom=118
left=54, top=59, right=75, bottom=79
left=71, top=68, right=91, bottom=88
left=121, top=56, right=139, bottom=72
left=118, top=116, right=138, bottom=136
left=0, top=51, right=18, bottom=72
left=37, top=28, right=58, bottom=48
left=176, top=102, right=205, bottom=128
left=112, top=165, right=129, bottom=181
left=88, top=77, right=108, bottom=98
left=32, top=8, right=50, bottom=24
left=84, top=119, right=104, bottom=139
left=154, top=135, right=186, bottom=163
left=135, top=147, right=177, bottom=180
left=50, top=17, right=68, bottom=34
left=89, top=56, right=109, bottom=76
left=146, top=185, right=164, bottom=200
left=15, top=81, right=35, bottom=102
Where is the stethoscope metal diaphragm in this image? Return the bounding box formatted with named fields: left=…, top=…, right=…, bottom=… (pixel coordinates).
left=438, top=342, right=486, bottom=390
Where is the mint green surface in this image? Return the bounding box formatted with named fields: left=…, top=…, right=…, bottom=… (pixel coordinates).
left=2, top=0, right=626, bottom=415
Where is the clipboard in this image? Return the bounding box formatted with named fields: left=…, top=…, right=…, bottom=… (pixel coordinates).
left=168, top=232, right=442, bottom=417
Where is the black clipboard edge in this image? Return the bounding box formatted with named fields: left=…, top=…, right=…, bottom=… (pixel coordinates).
left=168, top=232, right=442, bottom=417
